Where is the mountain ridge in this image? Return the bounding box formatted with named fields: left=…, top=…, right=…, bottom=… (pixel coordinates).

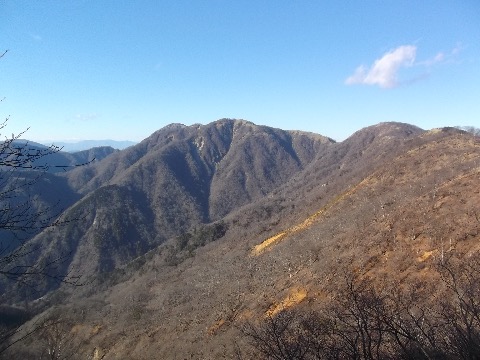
left=45, top=140, right=136, bottom=152
left=2, top=119, right=335, bottom=302
left=3, top=119, right=479, bottom=359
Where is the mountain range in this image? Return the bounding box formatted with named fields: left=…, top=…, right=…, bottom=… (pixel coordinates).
left=45, top=140, right=136, bottom=152
left=1, top=119, right=479, bottom=359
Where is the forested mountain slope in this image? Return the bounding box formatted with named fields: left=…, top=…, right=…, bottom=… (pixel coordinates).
left=65, top=125, right=476, bottom=359
left=2, top=119, right=333, bottom=302
left=3, top=121, right=479, bottom=359
left=0, top=144, right=116, bottom=270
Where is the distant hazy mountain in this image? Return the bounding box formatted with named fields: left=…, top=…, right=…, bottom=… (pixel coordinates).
left=49, top=140, right=136, bottom=152
left=8, top=140, right=118, bottom=172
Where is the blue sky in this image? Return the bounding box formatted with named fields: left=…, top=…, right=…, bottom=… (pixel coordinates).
left=1, top=1, right=479, bottom=142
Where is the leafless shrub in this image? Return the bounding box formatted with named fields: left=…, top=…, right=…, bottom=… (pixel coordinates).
left=242, top=257, right=480, bottom=359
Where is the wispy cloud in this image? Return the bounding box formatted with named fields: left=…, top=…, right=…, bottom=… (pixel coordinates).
left=345, top=44, right=461, bottom=89
left=417, top=52, right=444, bottom=67
left=417, top=43, right=463, bottom=66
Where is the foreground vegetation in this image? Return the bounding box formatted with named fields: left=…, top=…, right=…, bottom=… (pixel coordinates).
left=241, top=256, right=480, bottom=359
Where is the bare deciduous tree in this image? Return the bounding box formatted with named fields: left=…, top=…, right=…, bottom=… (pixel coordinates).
left=0, top=54, right=88, bottom=352
left=240, top=310, right=312, bottom=360
left=38, top=316, right=73, bottom=360
left=0, top=118, right=86, bottom=286
left=241, top=257, right=480, bottom=359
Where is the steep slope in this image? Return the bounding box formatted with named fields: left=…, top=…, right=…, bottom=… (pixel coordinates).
left=2, top=119, right=332, bottom=302
left=21, top=124, right=478, bottom=360
left=65, top=119, right=333, bottom=221
left=59, top=119, right=333, bottom=244
left=5, top=184, right=156, bottom=299
left=218, top=122, right=426, bottom=237
left=0, top=144, right=117, bottom=286
left=208, top=121, right=332, bottom=219
left=0, top=170, right=81, bottom=251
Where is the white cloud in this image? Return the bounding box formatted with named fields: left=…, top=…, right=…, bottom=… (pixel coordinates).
left=346, top=44, right=463, bottom=89
left=345, top=45, right=417, bottom=89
